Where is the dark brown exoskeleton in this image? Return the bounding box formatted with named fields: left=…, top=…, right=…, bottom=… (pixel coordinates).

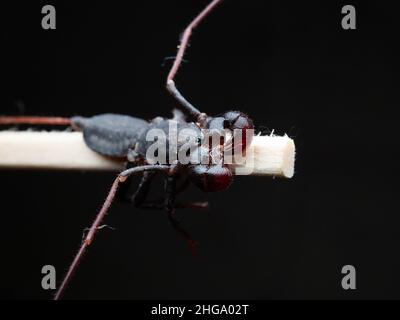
left=0, top=0, right=255, bottom=299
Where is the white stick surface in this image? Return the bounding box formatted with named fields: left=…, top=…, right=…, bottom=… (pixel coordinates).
left=0, top=131, right=295, bottom=177
left=232, top=135, right=295, bottom=177
left=0, top=131, right=123, bottom=171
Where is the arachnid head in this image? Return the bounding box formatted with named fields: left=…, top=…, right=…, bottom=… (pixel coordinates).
left=186, top=111, right=253, bottom=193
left=206, top=111, right=254, bottom=153
left=188, top=164, right=233, bottom=192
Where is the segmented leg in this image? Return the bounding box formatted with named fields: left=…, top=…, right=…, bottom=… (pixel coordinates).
left=120, top=172, right=208, bottom=211
left=54, top=164, right=172, bottom=300
left=166, top=0, right=223, bottom=124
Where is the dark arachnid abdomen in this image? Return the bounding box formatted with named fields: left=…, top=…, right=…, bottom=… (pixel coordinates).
left=71, top=114, right=150, bottom=157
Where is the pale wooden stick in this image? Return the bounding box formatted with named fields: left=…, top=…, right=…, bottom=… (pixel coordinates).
left=0, top=131, right=295, bottom=177
left=0, top=131, right=123, bottom=171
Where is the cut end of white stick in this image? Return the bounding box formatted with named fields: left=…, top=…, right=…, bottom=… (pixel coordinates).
left=0, top=131, right=295, bottom=177
left=232, top=135, right=295, bottom=178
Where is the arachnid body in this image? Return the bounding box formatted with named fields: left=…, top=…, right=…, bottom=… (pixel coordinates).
left=0, top=0, right=259, bottom=299
left=71, top=108, right=253, bottom=193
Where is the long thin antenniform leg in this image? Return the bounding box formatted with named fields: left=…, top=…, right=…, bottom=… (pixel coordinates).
left=54, top=165, right=171, bottom=300
left=0, top=116, right=71, bottom=125
left=166, top=0, right=223, bottom=123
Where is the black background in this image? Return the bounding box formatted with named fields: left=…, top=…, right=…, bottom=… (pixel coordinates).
left=1, top=0, right=399, bottom=299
